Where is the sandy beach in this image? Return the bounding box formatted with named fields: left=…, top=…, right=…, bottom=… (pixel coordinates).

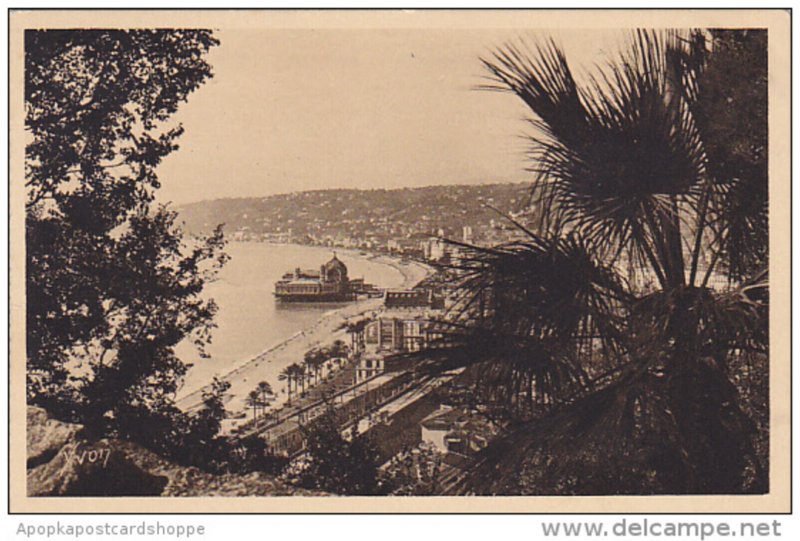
left=175, top=247, right=432, bottom=419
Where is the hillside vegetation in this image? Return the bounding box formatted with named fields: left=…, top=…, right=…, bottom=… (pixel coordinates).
left=177, top=183, right=532, bottom=241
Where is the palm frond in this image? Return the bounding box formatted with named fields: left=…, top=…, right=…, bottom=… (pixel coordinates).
left=426, top=233, right=629, bottom=412
left=452, top=294, right=766, bottom=496
left=453, top=354, right=763, bottom=495
left=434, top=28, right=770, bottom=496
left=482, top=31, right=706, bottom=282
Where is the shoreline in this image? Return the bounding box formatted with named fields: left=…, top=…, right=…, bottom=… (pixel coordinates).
left=175, top=243, right=433, bottom=418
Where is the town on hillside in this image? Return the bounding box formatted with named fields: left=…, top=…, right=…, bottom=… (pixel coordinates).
left=178, top=183, right=538, bottom=260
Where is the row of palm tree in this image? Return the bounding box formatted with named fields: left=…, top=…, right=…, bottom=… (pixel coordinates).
left=245, top=381, right=276, bottom=422
left=277, top=340, right=352, bottom=402
left=278, top=362, right=307, bottom=400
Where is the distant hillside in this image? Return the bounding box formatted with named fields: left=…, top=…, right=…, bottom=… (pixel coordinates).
left=177, top=183, right=535, bottom=245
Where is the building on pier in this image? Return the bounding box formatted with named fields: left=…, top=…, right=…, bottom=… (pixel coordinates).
left=274, top=253, right=354, bottom=302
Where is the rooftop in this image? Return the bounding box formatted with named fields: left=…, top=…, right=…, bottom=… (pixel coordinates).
left=420, top=405, right=463, bottom=431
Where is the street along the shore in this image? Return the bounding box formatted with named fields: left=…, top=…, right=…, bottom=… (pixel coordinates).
left=175, top=242, right=432, bottom=430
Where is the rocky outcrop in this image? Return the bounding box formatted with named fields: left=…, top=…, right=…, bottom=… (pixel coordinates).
left=27, top=434, right=172, bottom=497
left=26, top=406, right=82, bottom=469
left=26, top=406, right=320, bottom=497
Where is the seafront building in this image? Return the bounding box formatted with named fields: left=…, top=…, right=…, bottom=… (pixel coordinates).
left=354, top=287, right=444, bottom=383
left=274, top=253, right=353, bottom=302
left=355, top=316, right=433, bottom=382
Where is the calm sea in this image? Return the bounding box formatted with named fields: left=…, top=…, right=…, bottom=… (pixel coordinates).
left=175, top=242, right=405, bottom=398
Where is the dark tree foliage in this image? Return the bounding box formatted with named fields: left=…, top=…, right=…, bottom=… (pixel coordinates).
left=692, top=30, right=768, bottom=282
left=291, top=407, right=383, bottom=495
left=430, top=30, right=769, bottom=495
left=229, top=435, right=291, bottom=476
left=25, top=30, right=230, bottom=458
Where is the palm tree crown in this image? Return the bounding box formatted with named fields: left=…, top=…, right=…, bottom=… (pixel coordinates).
left=431, top=30, right=767, bottom=495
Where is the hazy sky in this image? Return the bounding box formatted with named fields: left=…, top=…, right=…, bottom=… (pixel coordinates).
left=156, top=28, right=629, bottom=205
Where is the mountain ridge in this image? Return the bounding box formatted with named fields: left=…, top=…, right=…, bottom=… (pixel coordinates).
left=177, top=182, right=535, bottom=244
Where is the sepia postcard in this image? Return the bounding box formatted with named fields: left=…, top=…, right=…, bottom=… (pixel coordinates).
left=7, top=9, right=791, bottom=513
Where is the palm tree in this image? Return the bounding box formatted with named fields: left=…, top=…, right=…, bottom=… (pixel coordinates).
left=429, top=30, right=767, bottom=495
left=330, top=339, right=350, bottom=362
left=345, top=319, right=368, bottom=355
left=326, top=340, right=350, bottom=379
left=304, top=348, right=324, bottom=385
left=256, top=381, right=274, bottom=417
left=278, top=367, right=294, bottom=401
left=289, top=363, right=307, bottom=396
left=245, top=390, right=261, bottom=422
left=318, top=353, right=330, bottom=379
